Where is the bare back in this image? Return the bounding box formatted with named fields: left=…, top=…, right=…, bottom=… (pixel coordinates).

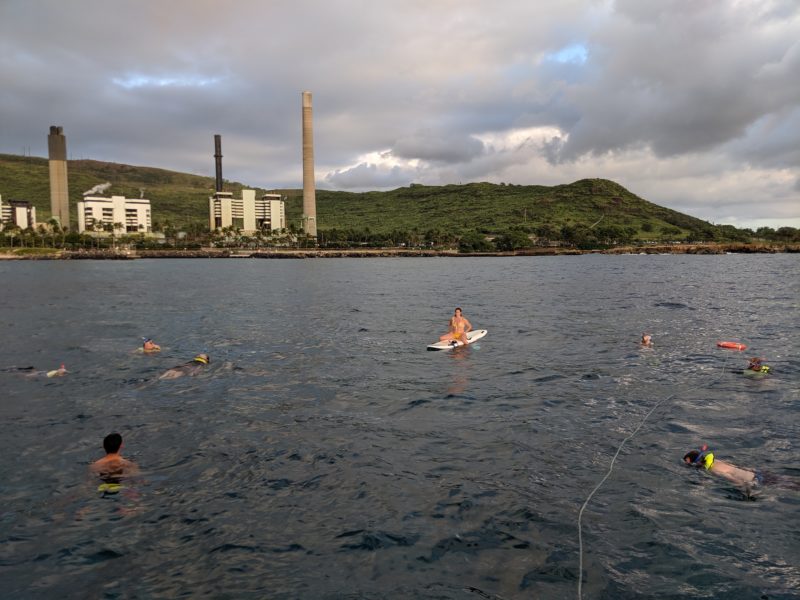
left=710, top=460, right=756, bottom=487
left=90, top=455, right=138, bottom=481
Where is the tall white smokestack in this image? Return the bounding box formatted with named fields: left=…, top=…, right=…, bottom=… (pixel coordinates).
left=301, top=91, right=317, bottom=237
left=48, top=126, right=69, bottom=229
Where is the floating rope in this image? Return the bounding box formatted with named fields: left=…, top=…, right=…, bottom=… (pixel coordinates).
left=577, top=350, right=732, bottom=598
left=576, top=393, right=673, bottom=599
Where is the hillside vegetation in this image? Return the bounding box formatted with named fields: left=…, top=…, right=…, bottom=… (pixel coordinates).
left=3, top=152, right=795, bottom=247
left=0, top=153, right=263, bottom=228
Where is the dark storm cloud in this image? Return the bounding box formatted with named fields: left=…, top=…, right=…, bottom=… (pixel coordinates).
left=391, top=130, right=485, bottom=164
left=552, top=0, right=800, bottom=161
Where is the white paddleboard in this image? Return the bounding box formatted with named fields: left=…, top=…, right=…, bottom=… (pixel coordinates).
left=427, top=329, right=487, bottom=351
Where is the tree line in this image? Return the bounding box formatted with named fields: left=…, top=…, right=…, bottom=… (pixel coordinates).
left=1, top=220, right=798, bottom=251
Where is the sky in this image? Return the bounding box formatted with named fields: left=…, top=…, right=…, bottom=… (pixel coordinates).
left=1, top=0, right=798, bottom=230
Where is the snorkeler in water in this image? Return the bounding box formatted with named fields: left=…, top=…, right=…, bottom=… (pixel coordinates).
left=158, top=353, right=210, bottom=380
left=46, top=364, right=68, bottom=377
left=1, top=364, right=68, bottom=378
left=90, top=432, right=139, bottom=494
left=142, top=338, right=161, bottom=353
left=746, top=357, right=771, bottom=374
left=683, top=445, right=799, bottom=494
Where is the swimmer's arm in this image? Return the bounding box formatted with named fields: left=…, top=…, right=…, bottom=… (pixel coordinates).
left=464, top=318, right=473, bottom=332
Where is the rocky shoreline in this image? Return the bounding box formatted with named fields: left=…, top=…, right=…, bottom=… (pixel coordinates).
left=0, top=243, right=798, bottom=260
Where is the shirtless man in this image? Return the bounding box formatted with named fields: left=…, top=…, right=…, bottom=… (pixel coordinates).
left=158, top=353, right=210, bottom=380
left=683, top=446, right=798, bottom=493
left=90, top=433, right=139, bottom=493
left=439, top=307, right=473, bottom=346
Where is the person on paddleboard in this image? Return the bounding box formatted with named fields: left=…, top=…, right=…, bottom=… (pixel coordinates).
left=439, top=307, right=473, bottom=346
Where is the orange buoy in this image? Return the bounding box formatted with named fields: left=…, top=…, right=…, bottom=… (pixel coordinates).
left=717, top=341, right=746, bottom=351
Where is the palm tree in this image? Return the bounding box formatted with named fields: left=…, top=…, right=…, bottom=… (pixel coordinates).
left=36, top=224, right=48, bottom=247
left=47, top=218, right=63, bottom=248
left=5, top=224, right=20, bottom=248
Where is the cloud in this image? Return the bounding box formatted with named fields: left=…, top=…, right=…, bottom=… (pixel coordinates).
left=544, top=43, right=588, bottom=65
left=325, top=161, right=417, bottom=190
left=0, top=0, right=797, bottom=228
left=391, top=130, right=485, bottom=164
left=112, top=75, right=223, bottom=89
left=549, top=1, right=800, bottom=163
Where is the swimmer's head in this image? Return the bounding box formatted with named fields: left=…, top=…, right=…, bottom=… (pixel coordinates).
left=641, top=333, right=652, bottom=344
left=47, top=364, right=68, bottom=377
left=683, top=447, right=714, bottom=470
left=103, top=432, right=123, bottom=454
left=683, top=450, right=700, bottom=464
left=193, top=353, right=210, bottom=364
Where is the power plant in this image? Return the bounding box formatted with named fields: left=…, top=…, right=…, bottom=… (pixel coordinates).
left=208, top=134, right=286, bottom=233
left=48, top=126, right=69, bottom=229
left=39, top=94, right=317, bottom=236
left=301, top=91, right=317, bottom=237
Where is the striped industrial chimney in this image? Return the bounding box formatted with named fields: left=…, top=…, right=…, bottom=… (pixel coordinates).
left=48, top=126, right=69, bottom=229
left=301, top=91, right=317, bottom=238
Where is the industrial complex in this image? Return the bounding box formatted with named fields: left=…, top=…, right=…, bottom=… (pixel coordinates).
left=1, top=91, right=319, bottom=240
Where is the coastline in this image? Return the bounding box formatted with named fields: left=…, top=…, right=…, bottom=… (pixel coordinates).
left=0, top=243, right=798, bottom=260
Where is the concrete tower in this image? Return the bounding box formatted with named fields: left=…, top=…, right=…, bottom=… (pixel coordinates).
left=214, top=134, right=224, bottom=193
left=301, top=91, right=317, bottom=237
left=48, top=126, right=70, bottom=229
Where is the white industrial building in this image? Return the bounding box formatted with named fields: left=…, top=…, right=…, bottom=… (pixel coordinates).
left=77, top=195, right=152, bottom=234
left=209, top=189, right=286, bottom=233
left=0, top=195, right=37, bottom=230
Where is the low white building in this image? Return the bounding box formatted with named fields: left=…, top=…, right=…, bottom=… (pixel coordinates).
left=77, top=195, right=152, bottom=234
left=209, top=190, right=286, bottom=233
left=0, top=195, right=37, bottom=230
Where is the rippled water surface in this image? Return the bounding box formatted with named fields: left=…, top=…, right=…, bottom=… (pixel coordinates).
left=1, top=255, right=799, bottom=599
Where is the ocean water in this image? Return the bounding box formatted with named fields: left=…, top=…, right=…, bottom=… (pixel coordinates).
left=0, top=255, right=798, bottom=599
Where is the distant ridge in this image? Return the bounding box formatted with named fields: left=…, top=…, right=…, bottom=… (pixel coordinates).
left=0, top=152, right=716, bottom=238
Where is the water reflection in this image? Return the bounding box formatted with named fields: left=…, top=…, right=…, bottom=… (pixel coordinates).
left=445, top=346, right=471, bottom=396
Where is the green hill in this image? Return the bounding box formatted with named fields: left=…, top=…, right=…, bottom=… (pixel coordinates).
left=0, top=152, right=718, bottom=240
left=0, top=153, right=260, bottom=229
